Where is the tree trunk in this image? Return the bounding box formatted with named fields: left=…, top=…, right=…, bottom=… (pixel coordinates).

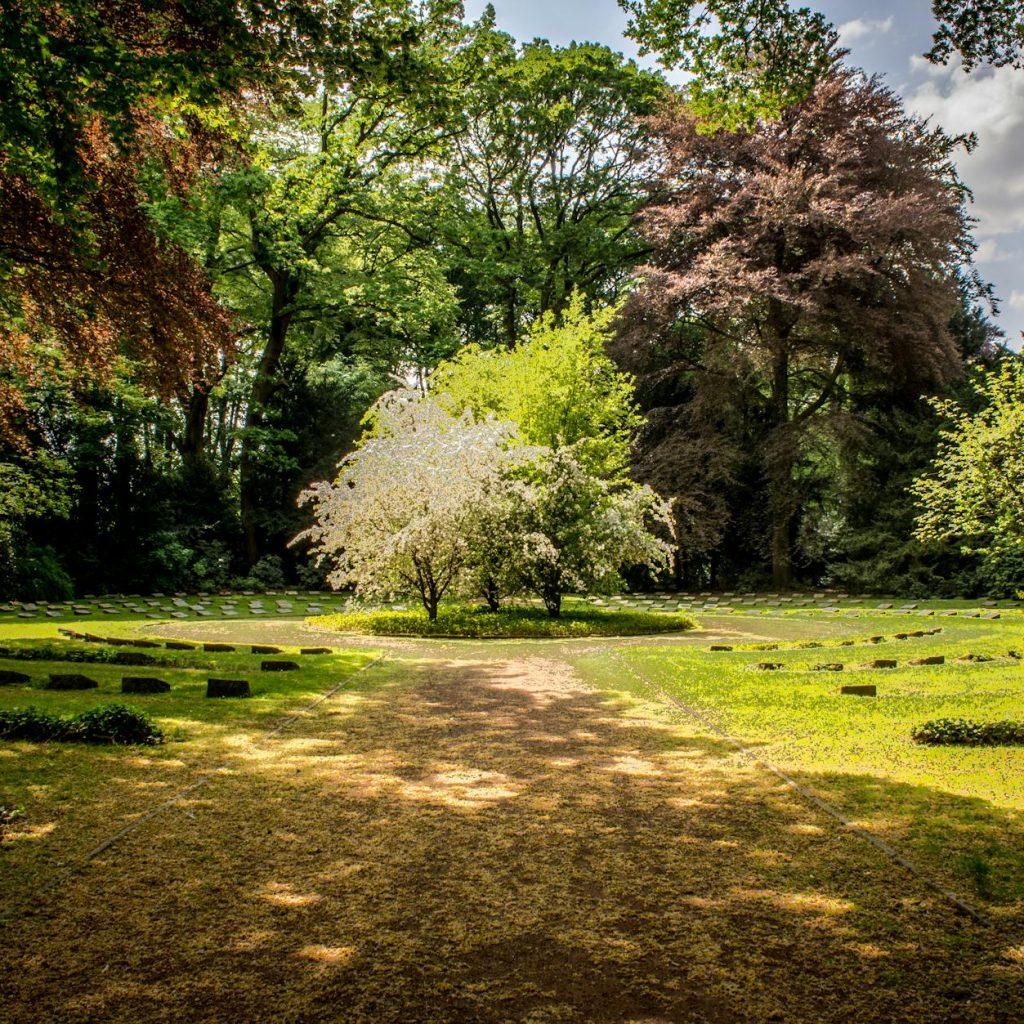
left=767, top=342, right=795, bottom=590
left=481, top=579, right=501, bottom=613
left=180, top=386, right=209, bottom=465
left=542, top=588, right=562, bottom=618
left=240, top=272, right=297, bottom=566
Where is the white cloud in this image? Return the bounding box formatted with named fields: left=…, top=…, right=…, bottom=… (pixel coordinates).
left=838, top=17, right=894, bottom=44
left=1009, top=291, right=1024, bottom=312
left=906, top=61, right=1024, bottom=240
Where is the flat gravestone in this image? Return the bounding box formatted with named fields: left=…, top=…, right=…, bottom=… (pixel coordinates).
left=46, top=673, right=98, bottom=690
left=204, top=643, right=235, bottom=653
left=814, top=663, right=844, bottom=672
left=112, top=652, right=157, bottom=666
left=207, top=678, right=250, bottom=698
left=910, top=656, right=945, bottom=666
left=864, top=659, right=897, bottom=669
left=261, top=661, right=299, bottom=672
left=756, top=662, right=784, bottom=670
left=0, top=670, right=31, bottom=686
left=301, top=647, right=333, bottom=655
left=841, top=684, right=876, bottom=696
left=122, top=677, right=171, bottom=694
left=252, top=645, right=281, bottom=655
left=165, top=641, right=195, bottom=651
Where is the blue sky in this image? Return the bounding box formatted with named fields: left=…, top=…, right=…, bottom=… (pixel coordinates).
left=464, top=0, right=1024, bottom=346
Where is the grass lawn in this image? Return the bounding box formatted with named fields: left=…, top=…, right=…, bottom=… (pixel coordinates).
left=576, top=610, right=1024, bottom=913
left=0, top=619, right=380, bottom=909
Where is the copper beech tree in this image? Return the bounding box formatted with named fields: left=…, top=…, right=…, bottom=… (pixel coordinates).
left=620, top=68, right=976, bottom=588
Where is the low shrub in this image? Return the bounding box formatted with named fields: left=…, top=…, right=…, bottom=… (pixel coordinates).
left=0, top=705, right=163, bottom=745
left=309, top=603, right=697, bottom=639
left=912, top=718, right=1024, bottom=747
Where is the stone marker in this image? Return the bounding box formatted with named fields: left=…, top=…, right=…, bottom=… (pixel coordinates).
left=121, top=677, right=171, bottom=694
left=869, top=636, right=885, bottom=644
left=46, top=673, right=99, bottom=690
left=865, top=659, right=897, bottom=669
left=839, top=640, right=855, bottom=647
left=203, top=643, right=235, bottom=653
left=813, top=663, right=844, bottom=672
left=982, top=612, right=1001, bottom=620
left=841, top=684, right=877, bottom=696
left=261, top=660, right=299, bottom=672
left=165, top=641, right=195, bottom=651
left=300, top=647, right=333, bottom=655
left=956, top=653, right=993, bottom=663
left=756, top=662, right=784, bottom=670
left=128, top=639, right=161, bottom=649
left=113, top=652, right=157, bottom=666
left=251, top=645, right=281, bottom=655
left=910, top=656, right=945, bottom=666
left=709, top=645, right=733, bottom=652
left=0, top=670, right=31, bottom=686
left=207, top=678, right=250, bottom=698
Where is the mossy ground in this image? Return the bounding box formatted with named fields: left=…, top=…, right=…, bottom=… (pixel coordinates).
left=1, top=596, right=1022, bottom=1021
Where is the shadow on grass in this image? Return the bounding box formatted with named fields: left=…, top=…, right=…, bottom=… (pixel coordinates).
left=1, top=656, right=1021, bottom=1024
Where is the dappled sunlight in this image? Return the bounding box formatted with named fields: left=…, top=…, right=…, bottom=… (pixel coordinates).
left=3, top=648, right=1022, bottom=1023
left=295, top=944, right=357, bottom=966
left=733, top=888, right=856, bottom=916
left=257, top=881, right=323, bottom=908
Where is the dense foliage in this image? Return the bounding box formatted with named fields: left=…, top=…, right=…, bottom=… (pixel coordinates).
left=913, top=363, right=1024, bottom=594
left=912, top=718, right=1024, bottom=747
left=1, top=0, right=1019, bottom=600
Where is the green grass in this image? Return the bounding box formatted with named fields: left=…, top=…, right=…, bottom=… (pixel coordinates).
left=0, top=624, right=379, bottom=898
left=575, top=613, right=1024, bottom=908
left=309, top=601, right=697, bottom=638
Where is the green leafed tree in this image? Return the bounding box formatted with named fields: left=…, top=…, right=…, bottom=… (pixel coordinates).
left=618, top=0, right=839, bottom=129
left=442, top=30, right=666, bottom=342
left=926, top=1, right=1024, bottom=70
left=913, top=361, right=1024, bottom=594
left=431, top=296, right=642, bottom=479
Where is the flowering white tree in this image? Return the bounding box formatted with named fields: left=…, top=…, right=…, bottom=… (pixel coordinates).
left=298, top=391, right=523, bottom=620
left=516, top=447, right=676, bottom=617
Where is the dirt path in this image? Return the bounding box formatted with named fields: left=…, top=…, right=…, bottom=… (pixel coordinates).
left=2, top=653, right=1019, bottom=1023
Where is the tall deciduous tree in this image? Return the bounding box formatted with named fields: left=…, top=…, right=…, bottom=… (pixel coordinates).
left=208, top=0, right=478, bottom=564
left=620, top=69, right=976, bottom=588
left=443, top=34, right=664, bottom=344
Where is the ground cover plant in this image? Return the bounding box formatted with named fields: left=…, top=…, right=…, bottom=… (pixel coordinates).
left=0, top=704, right=163, bottom=745
left=309, top=601, right=697, bottom=638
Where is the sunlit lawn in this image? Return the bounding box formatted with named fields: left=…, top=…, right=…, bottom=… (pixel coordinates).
left=577, top=611, right=1024, bottom=908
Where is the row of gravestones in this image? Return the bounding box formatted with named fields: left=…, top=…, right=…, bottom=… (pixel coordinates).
left=1, top=596, right=348, bottom=620
left=0, top=637, right=336, bottom=697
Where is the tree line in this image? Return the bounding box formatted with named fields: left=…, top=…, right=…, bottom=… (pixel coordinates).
left=1, top=0, right=1020, bottom=600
